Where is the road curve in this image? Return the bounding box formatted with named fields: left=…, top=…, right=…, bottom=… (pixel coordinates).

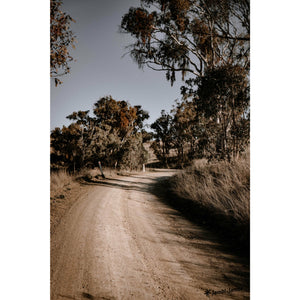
left=51, top=170, right=249, bottom=300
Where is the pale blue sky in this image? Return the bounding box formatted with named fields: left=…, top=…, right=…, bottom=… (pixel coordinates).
left=51, top=0, right=184, bottom=130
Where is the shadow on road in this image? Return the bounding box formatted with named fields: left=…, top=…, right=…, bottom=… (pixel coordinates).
left=147, top=175, right=250, bottom=260
left=77, top=176, right=150, bottom=194
left=147, top=175, right=250, bottom=293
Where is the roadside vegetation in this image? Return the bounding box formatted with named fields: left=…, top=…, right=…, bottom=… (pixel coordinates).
left=51, top=96, right=151, bottom=173
left=51, top=169, right=73, bottom=196
left=154, top=150, right=250, bottom=254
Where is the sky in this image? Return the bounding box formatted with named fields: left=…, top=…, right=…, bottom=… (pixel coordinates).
left=51, top=0, right=184, bottom=130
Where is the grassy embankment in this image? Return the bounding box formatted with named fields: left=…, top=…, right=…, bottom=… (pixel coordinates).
left=157, top=151, right=250, bottom=255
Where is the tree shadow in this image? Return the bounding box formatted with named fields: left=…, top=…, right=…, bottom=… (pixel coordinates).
left=147, top=176, right=250, bottom=259
left=145, top=177, right=250, bottom=293
left=77, top=176, right=150, bottom=194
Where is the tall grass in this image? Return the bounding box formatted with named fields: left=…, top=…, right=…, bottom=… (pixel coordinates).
left=50, top=169, right=73, bottom=196
left=170, top=150, right=250, bottom=251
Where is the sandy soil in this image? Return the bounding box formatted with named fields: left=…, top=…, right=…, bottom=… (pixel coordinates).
left=51, top=170, right=249, bottom=300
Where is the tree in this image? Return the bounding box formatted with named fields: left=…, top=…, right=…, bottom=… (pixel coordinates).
left=51, top=96, right=150, bottom=171
left=121, top=0, right=249, bottom=85
left=182, top=64, right=250, bottom=160
left=50, top=124, right=82, bottom=172
left=118, top=133, right=148, bottom=170
left=150, top=110, right=174, bottom=166
left=93, top=96, right=138, bottom=141
left=50, top=0, right=76, bottom=86
left=121, top=0, right=250, bottom=161
left=92, top=96, right=150, bottom=168
left=171, top=99, right=203, bottom=162
left=66, top=110, right=110, bottom=168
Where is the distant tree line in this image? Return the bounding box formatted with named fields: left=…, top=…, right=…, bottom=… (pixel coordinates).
left=51, top=96, right=151, bottom=172
left=121, top=0, right=250, bottom=163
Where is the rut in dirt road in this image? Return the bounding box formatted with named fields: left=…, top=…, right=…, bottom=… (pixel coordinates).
left=51, top=170, right=249, bottom=300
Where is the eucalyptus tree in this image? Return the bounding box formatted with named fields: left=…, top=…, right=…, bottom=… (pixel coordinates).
left=150, top=110, right=174, bottom=166
left=50, top=0, right=76, bottom=86
left=121, top=0, right=249, bottom=85
left=121, top=0, right=250, bottom=160
left=51, top=96, right=150, bottom=171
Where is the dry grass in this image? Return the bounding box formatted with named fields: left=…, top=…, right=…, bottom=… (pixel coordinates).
left=50, top=169, right=73, bottom=196
left=169, top=150, right=250, bottom=250
left=51, top=170, right=77, bottom=235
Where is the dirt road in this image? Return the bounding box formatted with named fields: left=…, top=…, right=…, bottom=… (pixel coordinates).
left=51, top=170, right=249, bottom=300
